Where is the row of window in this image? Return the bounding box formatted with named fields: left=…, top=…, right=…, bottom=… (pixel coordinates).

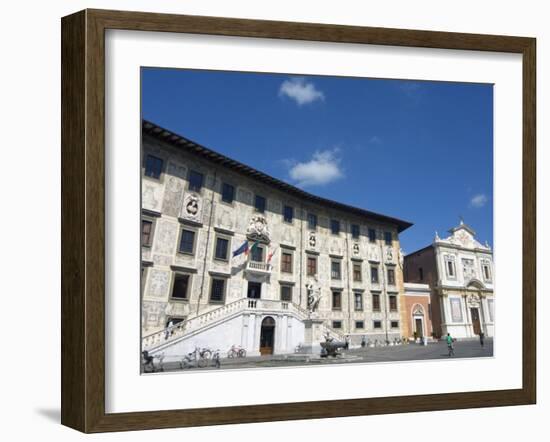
left=332, top=291, right=398, bottom=312
left=165, top=271, right=398, bottom=314
left=167, top=274, right=399, bottom=331
left=444, top=255, right=492, bottom=282
left=144, top=155, right=394, bottom=241
left=332, top=320, right=400, bottom=330
left=331, top=260, right=395, bottom=284
left=168, top=273, right=227, bottom=303
left=143, top=220, right=397, bottom=284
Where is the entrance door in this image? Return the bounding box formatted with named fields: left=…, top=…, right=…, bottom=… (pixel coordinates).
left=247, top=282, right=262, bottom=299
left=415, top=318, right=424, bottom=338
left=259, top=316, right=275, bottom=355
left=470, top=308, right=481, bottom=335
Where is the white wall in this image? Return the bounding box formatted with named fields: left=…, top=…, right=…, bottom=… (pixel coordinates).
left=151, top=313, right=305, bottom=357
left=0, top=1, right=548, bottom=441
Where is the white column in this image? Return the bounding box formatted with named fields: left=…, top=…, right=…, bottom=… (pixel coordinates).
left=281, top=315, right=289, bottom=353
left=463, top=295, right=472, bottom=337
left=441, top=295, right=451, bottom=329
left=248, top=314, right=257, bottom=353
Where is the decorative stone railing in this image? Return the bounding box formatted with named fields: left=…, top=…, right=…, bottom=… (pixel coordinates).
left=244, top=298, right=306, bottom=318
left=245, top=261, right=273, bottom=274
left=142, top=297, right=308, bottom=351
left=142, top=297, right=248, bottom=351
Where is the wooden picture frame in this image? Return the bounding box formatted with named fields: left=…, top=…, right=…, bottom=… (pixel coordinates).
left=61, top=8, right=536, bottom=433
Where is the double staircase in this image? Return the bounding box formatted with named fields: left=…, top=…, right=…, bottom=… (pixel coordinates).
left=142, top=297, right=312, bottom=353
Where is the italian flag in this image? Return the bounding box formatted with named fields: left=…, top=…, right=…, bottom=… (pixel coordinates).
left=246, top=241, right=260, bottom=257
left=267, top=246, right=277, bottom=263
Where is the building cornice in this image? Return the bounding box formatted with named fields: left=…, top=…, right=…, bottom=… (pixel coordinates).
left=434, top=242, right=492, bottom=254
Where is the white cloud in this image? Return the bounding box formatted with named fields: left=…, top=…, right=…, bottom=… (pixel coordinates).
left=288, top=149, right=344, bottom=187
left=470, top=193, right=488, bottom=208
left=279, top=77, right=325, bottom=106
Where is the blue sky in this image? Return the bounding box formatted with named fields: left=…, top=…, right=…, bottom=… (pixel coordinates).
left=142, top=68, right=493, bottom=254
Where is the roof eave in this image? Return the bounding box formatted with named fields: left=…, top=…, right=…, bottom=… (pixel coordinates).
left=142, top=120, right=414, bottom=233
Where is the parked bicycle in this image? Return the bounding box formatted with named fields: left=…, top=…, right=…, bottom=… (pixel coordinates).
left=197, top=346, right=212, bottom=360
left=180, top=347, right=211, bottom=369
left=227, top=344, right=246, bottom=358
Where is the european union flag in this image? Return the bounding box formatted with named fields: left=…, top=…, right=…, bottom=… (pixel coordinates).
left=232, top=240, right=249, bottom=257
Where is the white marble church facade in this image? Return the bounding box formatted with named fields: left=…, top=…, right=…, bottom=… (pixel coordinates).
left=140, top=121, right=413, bottom=357
left=404, top=221, right=495, bottom=339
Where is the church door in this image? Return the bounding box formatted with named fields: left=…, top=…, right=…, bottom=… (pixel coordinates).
left=415, top=318, right=424, bottom=338
left=470, top=308, right=481, bottom=335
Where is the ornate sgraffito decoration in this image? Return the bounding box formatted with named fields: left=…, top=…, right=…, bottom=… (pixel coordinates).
left=306, top=281, right=322, bottom=314
left=238, top=188, right=253, bottom=205
left=216, top=208, right=234, bottom=230
left=329, top=239, right=342, bottom=255
left=246, top=215, right=271, bottom=243
left=153, top=220, right=178, bottom=255
left=181, top=193, right=201, bottom=222
left=467, top=293, right=481, bottom=308
left=282, top=227, right=294, bottom=245
left=165, top=300, right=187, bottom=317
left=352, top=243, right=360, bottom=256
left=142, top=184, right=159, bottom=211
left=385, top=246, right=394, bottom=262
left=142, top=301, right=165, bottom=329
left=368, top=246, right=380, bottom=262
left=308, top=231, right=316, bottom=248
left=148, top=269, right=170, bottom=299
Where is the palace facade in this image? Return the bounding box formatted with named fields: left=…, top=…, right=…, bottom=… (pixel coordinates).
left=141, top=120, right=413, bottom=357
left=404, top=221, right=494, bottom=339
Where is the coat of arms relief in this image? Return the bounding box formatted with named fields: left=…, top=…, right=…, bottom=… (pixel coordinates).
left=180, top=193, right=201, bottom=222
left=246, top=215, right=271, bottom=243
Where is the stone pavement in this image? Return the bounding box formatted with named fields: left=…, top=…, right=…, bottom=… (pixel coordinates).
left=148, top=338, right=493, bottom=373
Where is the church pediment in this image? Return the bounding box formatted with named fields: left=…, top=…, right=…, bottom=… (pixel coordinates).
left=437, top=219, right=489, bottom=250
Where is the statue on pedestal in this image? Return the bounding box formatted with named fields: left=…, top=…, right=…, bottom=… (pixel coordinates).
left=306, top=281, right=322, bottom=316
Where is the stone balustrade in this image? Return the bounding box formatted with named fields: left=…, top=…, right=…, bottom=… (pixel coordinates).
left=245, top=261, right=273, bottom=274
left=142, top=297, right=310, bottom=351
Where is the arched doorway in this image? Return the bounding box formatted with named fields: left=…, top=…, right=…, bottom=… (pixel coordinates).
left=466, top=282, right=485, bottom=336
left=411, top=305, right=425, bottom=339
left=259, top=316, right=275, bottom=355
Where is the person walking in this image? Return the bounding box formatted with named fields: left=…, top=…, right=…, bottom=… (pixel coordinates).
left=446, top=333, right=455, bottom=357
left=479, top=331, right=485, bottom=347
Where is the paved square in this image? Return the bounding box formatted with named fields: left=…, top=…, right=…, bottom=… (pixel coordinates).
left=148, top=338, right=493, bottom=373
